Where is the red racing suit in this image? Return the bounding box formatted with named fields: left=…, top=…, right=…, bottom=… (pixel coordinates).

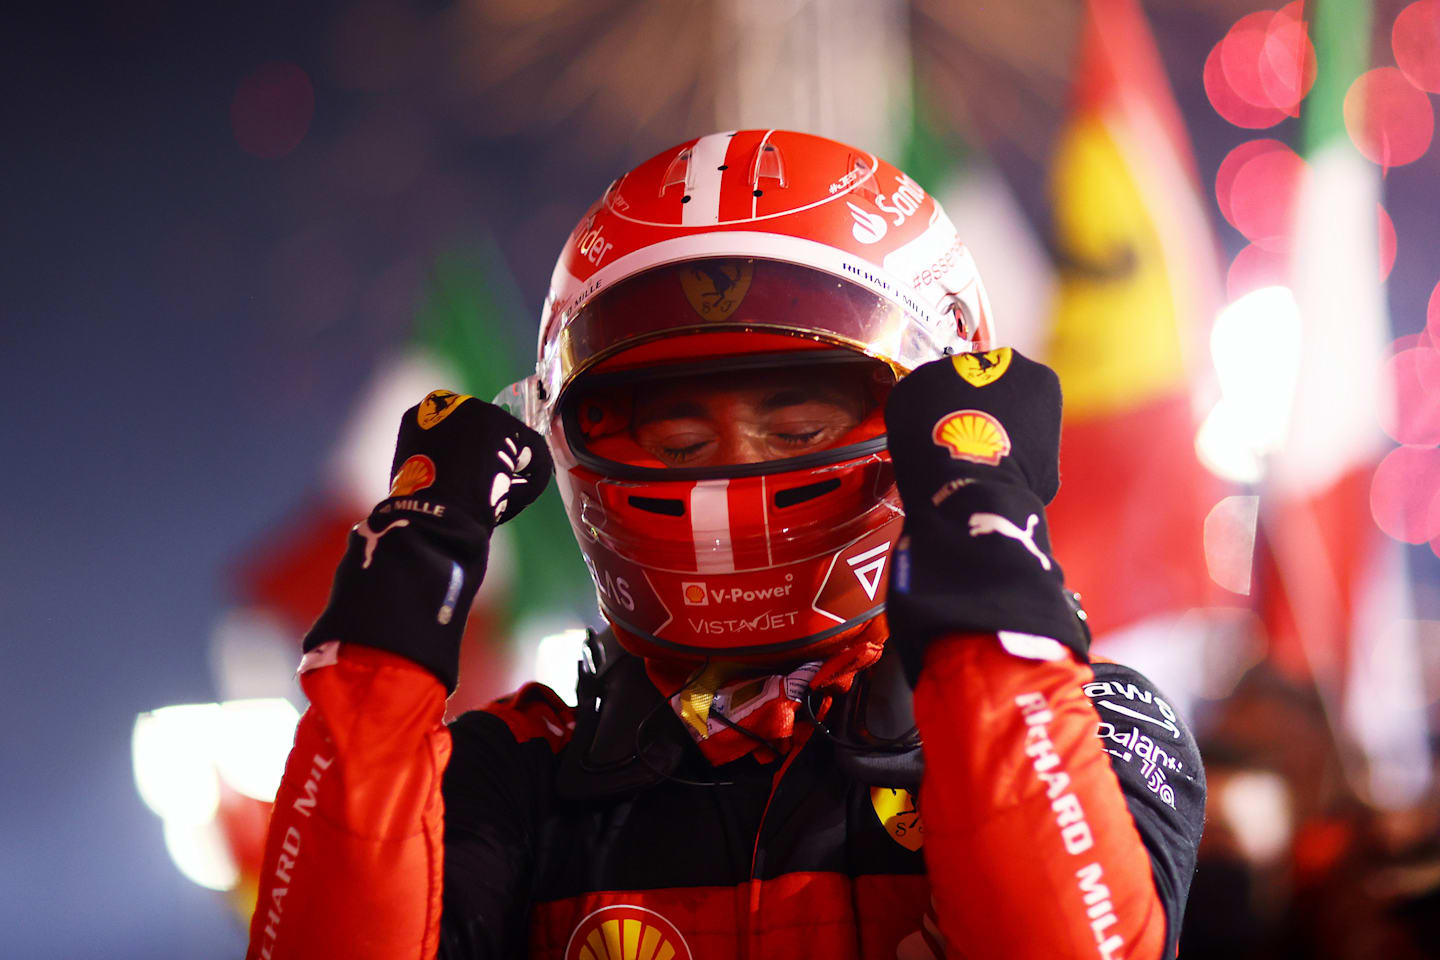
left=246, top=625, right=1203, bottom=959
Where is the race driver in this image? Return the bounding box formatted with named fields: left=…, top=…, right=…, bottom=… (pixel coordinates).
left=246, top=130, right=1205, bottom=960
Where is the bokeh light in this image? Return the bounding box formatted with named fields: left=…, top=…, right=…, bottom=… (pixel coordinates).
left=1205, top=32, right=1287, bottom=128
left=134, top=699, right=301, bottom=892
left=1388, top=332, right=1433, bottom=356
left=1205, top=5, right=1315, bottom=128
left=1216, top=139, right=1287, bottom=231
left=1203, top=495, right=1260, bottom=594
left=162, top=818, right=239, bottom=892
left=1220, top=770, right=1294, bottom=865
left=1227, top=243, right=1290, bottom=301
left=1377, top=202, right=1397, bottom=283
left=1197, top=286, right=1303, bottom=483
left=1393, top=0, right=1440, bottom=93
left=133, top=704, right=223, bottom=826
left=1222, top=12, right=1287, bottom=110
left=1379, top=346, right=1440, bottom=444
left=231, top=62, right=315, bottom=159
left=1370, top=445, right=1440, bottom=543
left=1343, top=67, right=1435, bottom=169
left=1229, top=145, right=1306, bottom=249
left=533, top=628, right=590, bottom=707
left=1258, top=3, right=1316, bottom=117
left=1197, top=401, right=1265, bottom=484
left=211, top=699, right=301, bottom=803
left=1428, top=278, right=1440, bottom=345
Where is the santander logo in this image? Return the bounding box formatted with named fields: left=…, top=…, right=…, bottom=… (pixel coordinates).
left=848, top=201, right=889, bottom=244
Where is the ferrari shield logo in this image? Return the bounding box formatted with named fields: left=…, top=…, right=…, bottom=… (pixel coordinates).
left=680, top=261, right=753, bottom=320
left=871, top=786, right=924, bottom=851
left=416, top=390, right=472, bottom=430
left=951, top=347, right=1012, bottom=387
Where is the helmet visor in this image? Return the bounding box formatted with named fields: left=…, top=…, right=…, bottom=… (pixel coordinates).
left=564, top=350, right=892, bottom=478
left=541, top=257, right=961, bottom=404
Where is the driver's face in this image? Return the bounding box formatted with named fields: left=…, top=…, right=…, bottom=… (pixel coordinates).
left=631, top=368, right=867, bottom=467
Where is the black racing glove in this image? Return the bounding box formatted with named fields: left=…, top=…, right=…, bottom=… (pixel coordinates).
left=303, top=390, right=552, bottom=691
left=883, top=348, right=1087, bottom=684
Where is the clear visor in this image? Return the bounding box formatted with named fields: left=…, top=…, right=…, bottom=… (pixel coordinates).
left=539, top=258, right=964, bottom=411
left=564, top=351, right=893, bottom=477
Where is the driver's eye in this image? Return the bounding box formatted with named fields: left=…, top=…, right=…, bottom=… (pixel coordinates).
left=660, top=439, right=712, bottom=463
left=771, top=428, right=824, bottom=448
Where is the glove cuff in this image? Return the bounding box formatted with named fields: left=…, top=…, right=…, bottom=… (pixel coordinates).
left=302, top=503, right=492, bottom=693
left=887, top=479, right=1088, bottom=686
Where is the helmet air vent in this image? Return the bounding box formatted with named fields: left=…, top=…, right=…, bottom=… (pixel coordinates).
left=774, top=478, right=842, bottom=508
left=749, top=138, right=788, bottom=191
left=627, top=495, right=685, bottom=517
left=660, top=148, right=693, bottom=198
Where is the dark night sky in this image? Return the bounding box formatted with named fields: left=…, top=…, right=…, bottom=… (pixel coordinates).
left=3, top=2, right=1438, bottom=957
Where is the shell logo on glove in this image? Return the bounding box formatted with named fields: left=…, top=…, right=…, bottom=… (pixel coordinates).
left=388, top=455, right=436, bottom=497
left=931, top=409, right=1012, bottom=466
left=951, top=346, right=1012, bottom=387
left=565, top=905, right=693, bottom=960
left=416, top=390, right=472, bottom=429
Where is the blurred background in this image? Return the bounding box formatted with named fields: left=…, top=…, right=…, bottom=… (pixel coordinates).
left=4, top=0, right=1440, bottom=956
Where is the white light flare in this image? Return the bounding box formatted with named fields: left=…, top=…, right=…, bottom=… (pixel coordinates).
left=134, top=697, right=302, bottom=892
left=213, top=698, right=301, bottom=803
left=1196, top=286, right=1303, bottom=483
left=133, top=704, right=224, bottom=826
left=1219, top=770, right=1293, bottom=865
left=533, top=629, right=591, bottom=707
left=162, top=818, right=240, bottom=892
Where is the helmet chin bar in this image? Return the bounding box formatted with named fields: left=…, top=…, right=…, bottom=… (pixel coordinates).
left=605, top=603, right=887, bottom=664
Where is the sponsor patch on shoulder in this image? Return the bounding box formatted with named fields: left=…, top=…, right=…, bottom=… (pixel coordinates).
left=931, top=409, right=1012, bottom=465
left=951, top=347, right=1012, bottom=386
left=871, top=786, right=924, bottom=851
left=417, top=390, right=472, bottom=429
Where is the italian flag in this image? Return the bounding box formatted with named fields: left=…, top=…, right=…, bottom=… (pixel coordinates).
left=1255, top=0, right=1430, bottom=807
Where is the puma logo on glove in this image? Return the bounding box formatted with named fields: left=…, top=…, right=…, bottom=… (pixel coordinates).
left=968, top=512, right=1052, bottom=571
left=357, top=518, right=411, bottom=569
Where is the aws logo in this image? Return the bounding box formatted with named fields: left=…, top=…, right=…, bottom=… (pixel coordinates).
left=565, top=905, right=693, bottom=960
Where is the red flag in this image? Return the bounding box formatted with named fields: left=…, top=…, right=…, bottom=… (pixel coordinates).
left=1043, top=0, right=1229, bottom=634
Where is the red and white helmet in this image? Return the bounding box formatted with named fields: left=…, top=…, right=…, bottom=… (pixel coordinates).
left=498, top=129, right=995, bottom=664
